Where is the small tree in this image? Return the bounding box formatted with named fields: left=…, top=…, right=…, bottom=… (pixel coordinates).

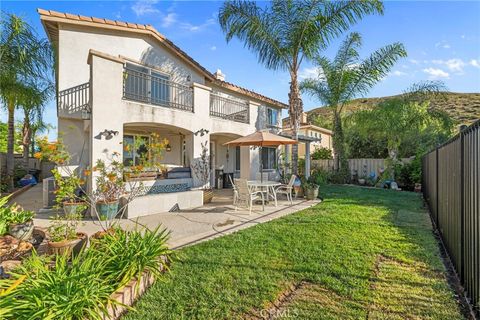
left=191, top=142, right=210, bottom=189
left=311, top=147, right=333, bottom=160
left=300, top=32, right=406, bottom=181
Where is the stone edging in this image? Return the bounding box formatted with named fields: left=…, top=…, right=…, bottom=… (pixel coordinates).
left=103, top=257, right=168, bottom=320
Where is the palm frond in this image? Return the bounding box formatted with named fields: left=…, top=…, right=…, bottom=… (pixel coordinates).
left=345, top=42, right=407, bottom=102
left=218, top=1, right=287, bottom=70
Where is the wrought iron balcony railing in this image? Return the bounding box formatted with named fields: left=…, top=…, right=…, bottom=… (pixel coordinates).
left=209, top=93, right=249, bottom=124
left=57, top=82, right=90, bottom=118
left=123, top=68, right=193, bottom=112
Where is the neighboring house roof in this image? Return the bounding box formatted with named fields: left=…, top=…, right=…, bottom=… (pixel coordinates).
left=282, top=124, right=333, bottom=135
left=37, top=8, right=287, bottom=109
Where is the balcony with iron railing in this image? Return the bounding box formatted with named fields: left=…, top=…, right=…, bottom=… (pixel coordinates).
left=122, top=67, right=194, bottom=112
left=57, top=82, right=90, bottom=119
left=209, top=93, right=249, bottom=124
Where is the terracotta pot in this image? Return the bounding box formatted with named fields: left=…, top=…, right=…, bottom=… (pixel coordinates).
left=203, top=189, right=214, bottom=204
left=8, top=220, right=34, bottom=241
left=47, top=232, right=88, bottom=256
left=96, top=200, right=119, bottom=220
left=63, top=201, right=88, bottom=217
left=294, top=186, right=304, bottom=198
left=305, top=186, right=319, bottom=200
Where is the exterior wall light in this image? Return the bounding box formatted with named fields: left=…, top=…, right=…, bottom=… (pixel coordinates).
left=194, top=129, right=210, bottom=136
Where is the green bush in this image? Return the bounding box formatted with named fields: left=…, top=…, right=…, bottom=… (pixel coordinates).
left=0, top=196, right=35, bottom=235
left=311, top=147, right=333, bottom=160
left=310, top=168, right=329, bottom=185
left=0, top=226, right=172, bottom=319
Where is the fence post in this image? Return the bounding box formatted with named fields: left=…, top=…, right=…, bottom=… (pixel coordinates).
left=435, top=147, right=439, bottom=227
left=460, top=129, right=465, bottom=282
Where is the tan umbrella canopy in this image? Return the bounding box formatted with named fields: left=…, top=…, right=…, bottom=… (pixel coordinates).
left=224, top=131, right=297, bottom=182
left=223, top=131, right=297, bottom=147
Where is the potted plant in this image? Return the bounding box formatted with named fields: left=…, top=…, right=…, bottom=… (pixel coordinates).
left=358, top=176, right=366, bottom=185
left=92, top=156, right=126, bottom=220
left=7, top=208, right=35, bottom=241
left=191, top=142, right=213, bottom=203
left=35, top=137, right=88, bottom=216
left=303, top=177, right=319, bottom=200
left=47, top=212, right=87, bottom=256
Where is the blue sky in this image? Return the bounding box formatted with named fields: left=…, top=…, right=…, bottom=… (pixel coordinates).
left=1, top=0, right=479, bottom=137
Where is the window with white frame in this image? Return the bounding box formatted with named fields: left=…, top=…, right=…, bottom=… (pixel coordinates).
left=123, top=135, right=149, bottom=167
left=235, top=146, right=241, bottom=171
left=267, top=108, right=278, bottom=127
left=261, top=147, right=276, bottom=170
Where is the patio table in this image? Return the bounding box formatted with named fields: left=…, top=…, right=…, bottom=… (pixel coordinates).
left=248, top=180, right=281, bottom=207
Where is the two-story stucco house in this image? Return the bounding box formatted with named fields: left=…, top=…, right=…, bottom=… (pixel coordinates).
left=39, top=9, right=286, bottom=216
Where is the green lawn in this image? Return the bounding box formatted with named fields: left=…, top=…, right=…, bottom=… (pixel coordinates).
left=124, top=185, right=463, bottom=320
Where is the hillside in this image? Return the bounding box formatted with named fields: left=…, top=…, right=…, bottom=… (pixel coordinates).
left=306, top=92, right=480, bottom=128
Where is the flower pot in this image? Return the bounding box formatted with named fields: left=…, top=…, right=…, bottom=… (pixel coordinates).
left=96, top=201, right=119, bottom=220
left=8, top=220, right=34, bottom=241
left=47, top=232, right=88, bottom=256
left=63, top=201, right=88, bottom=217
left=203, top=189, right=214, bottom=204
left=358, top=179, right=366, bottom=185
left=305, top=186, right=319, bottom=200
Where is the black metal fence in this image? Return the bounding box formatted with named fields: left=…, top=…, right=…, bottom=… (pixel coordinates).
left=422, top=119, right=479, bottom=315
left=57, top=82, right=90, bottom=116
left=123, top=67, right=193, bottom=112
left=210, top=93, right=249, bottom=124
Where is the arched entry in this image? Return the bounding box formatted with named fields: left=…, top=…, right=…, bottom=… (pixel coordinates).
left=123, top=122, right=194, bottom=168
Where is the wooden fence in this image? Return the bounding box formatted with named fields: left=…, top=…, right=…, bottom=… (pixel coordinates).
left=311, top=158, right=412, bottom=178
left=422, top=120, right=480, bottom=315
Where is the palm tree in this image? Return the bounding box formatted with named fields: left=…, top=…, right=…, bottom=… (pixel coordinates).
left=19, top=84, right=53, bottom=167
left=300, top=32, right=406, bottom=178
left=0, top=12, right=53, bottom=190
left=218, top=0, right=383, bottom=174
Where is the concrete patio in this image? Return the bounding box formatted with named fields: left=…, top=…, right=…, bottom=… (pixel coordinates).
left=20, top=186, right=321, bottom=249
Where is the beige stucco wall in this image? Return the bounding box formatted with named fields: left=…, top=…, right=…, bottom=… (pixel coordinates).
left=57, top=24, right=284, bottom=190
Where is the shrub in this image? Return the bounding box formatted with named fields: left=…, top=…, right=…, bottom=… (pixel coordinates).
left=311, top=147, right=333, bottom=160
left=0, top=196, right=35, bottom=235
left=310, top=168, right=329, bottom=185
left=0, top=226, right=173, bottom=319
left=91, top=226, right=172, bottom=287
left=0, top=251, right=119, bottom=320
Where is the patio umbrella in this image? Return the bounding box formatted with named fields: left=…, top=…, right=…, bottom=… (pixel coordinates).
left=223, top=131, right=297, bottom=182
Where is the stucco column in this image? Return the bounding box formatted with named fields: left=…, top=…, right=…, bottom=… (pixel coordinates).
left=88, top=52, right=125, bottom=198
left=305, top=141, right=311, bottom=179
left=190, top=133, right=210, bottom=188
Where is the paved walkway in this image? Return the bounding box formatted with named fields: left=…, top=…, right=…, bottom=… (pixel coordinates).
left=16, top=187, right=320, bottom=249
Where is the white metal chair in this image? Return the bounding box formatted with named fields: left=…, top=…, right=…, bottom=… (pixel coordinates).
left=229, top=175, right=239, bottom=205
left=234, top=178, right=264, bottom=214
left=275, top=175, right=296, bottom=205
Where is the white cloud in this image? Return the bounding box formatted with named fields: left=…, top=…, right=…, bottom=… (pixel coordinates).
left=410, top=59, right=420, bottom=65
left=461, top=35, right=466, bottom=39
left=470, top=59, right=480, bottom=68
left=161, top=13, right=177, bottom=27
left=423, top=68, right=449, bottom=79
left=432, top=58, right=466, bottom=73
left=390, top=70, right=407, bottom=76
left=180, top=18, right=216, bottom=32
left=299, top=67, right=320, bottom=80
left=131, top=0, right=159, bottom=16
left=210, top=46, right=217, bottom=51
left=435, top=40, right=451, bottom=49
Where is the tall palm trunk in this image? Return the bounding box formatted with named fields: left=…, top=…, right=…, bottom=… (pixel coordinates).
left=332, top=111, right=347, bottom=175
left=22, top=116, right=31, bottom=169
left=288, top=70, right=303, bottom=175
left=6, top=98, right=15, bottom=191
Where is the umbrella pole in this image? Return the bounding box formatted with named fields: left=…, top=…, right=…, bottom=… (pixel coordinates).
left=260, top=146, right=263, bottom=183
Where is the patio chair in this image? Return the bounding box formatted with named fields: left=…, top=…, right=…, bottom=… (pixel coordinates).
left=230, top=175, right=239, bottom=205
left=234, top=178, right=264, bottom=214
left=275, top=175, right=296, bottom=205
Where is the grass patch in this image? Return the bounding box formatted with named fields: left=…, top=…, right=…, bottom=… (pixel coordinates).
left=124, top=185, right=463, bottom=320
